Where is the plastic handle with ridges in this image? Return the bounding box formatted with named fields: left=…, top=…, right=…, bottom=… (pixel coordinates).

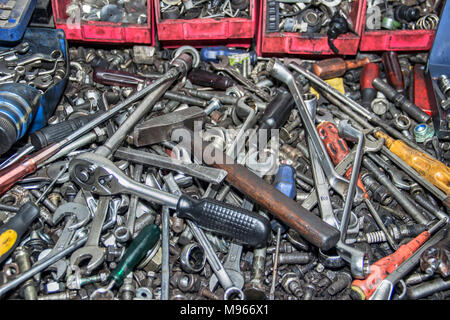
left=30, top=113, right=103, bottom=150
left=176, top=195, right=270, bottom=248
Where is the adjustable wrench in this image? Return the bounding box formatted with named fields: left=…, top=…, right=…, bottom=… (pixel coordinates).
left=210, top=55, right=271, bottom=102
left=266, top=59, right=363, bottom=204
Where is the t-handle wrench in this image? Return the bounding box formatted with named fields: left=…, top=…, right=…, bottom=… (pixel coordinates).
left=69, top=153, right=270, bottom=248
left=266, top=59, right=363, bottom=204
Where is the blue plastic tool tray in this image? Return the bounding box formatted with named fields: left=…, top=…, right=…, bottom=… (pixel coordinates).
left=0, top=27, right=69, bottom=132
left=0, top=0, right=36, bottom=42
left=427, top=0, right=450, bottom=79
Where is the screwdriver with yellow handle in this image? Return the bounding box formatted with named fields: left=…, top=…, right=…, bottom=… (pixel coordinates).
left=374, top=130, right=450, bottom=195
left=0, top=163, right=68, bottom=264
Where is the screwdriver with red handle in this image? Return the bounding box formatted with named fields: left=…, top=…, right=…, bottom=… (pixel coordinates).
left=312, top=57, right=381, bottom=80
left=317, top=120, right=368, bottom=198
left=351, top=217, right=448, bottom=300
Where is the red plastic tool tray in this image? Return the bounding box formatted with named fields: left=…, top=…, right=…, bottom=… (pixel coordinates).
left=52, top=0, right=154, bottom=44
left=257, top=0, right=366, bottom=56
left=155, top=0, right=257, bottom=48
left=359, top=4, right=442, bottom=51
left=360, top=29, right=436, bottom=52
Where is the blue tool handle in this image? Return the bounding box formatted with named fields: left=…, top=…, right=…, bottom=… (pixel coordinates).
left=200, top=46, right=257, bottom=65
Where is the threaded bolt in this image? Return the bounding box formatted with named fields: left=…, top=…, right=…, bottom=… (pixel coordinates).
left=281, top=273, right=303, bottom=297
left=13, top=247, right=37, bottom=300
left=327, top=272, right=352, bottom=296
left=38, top=291, right=77, bottom=300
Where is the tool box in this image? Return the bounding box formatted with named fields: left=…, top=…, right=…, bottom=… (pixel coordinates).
left=256, top=0, right=366, bottom=56
left=0, top=0, right=37, bottom=42
left=155, top=0, right=257, bottom=48
left=0, top=28, right=69, bottom=132
left=359, top=2, right=444, bottom=51
left=51, top=0, right=154, bottom=44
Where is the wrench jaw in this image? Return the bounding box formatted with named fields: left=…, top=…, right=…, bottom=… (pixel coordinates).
left=69, top=246, right=106, bottom=276
left=336, top=240, right=370, bottom=279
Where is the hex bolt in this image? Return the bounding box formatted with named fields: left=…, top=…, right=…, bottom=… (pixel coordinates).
left=244, top=245, right=267, bottom=300
left=277, top=252, right=310, bottom=265
left=281, top=273, right=303, bottom=297
left=327, top=272, right=352, bottom=296
left=13, top=247, right=37, bottom=300
left=405, top=272, right=434, bottom=286
left=357, top=223, right=426, bottom=244
left=119, top=275, right=136, bottom=300
left=407, top=278, right=450, bottom=300
left=199, top=287, right=220, bottom=300
left=303, top=282, right=316, bottom=300
left=38, top=290, right=78, bottom=300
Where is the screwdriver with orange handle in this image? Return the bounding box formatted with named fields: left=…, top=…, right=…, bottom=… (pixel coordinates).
left=317, top=121, right=368, bottom=198
left=312, top=57, right=381, bottom=80
left=374, top=130, right=450, bottom=195
left=351, top=217, right=448, bottom=300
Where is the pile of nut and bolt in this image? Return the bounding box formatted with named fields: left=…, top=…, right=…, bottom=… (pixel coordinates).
left=365, top=0, right=442, bottom=31
left=0, top=43, right=449, bottom=301
left=66, top=0, right=148, bottom=24
left=160, top=0, right=250, bottom=20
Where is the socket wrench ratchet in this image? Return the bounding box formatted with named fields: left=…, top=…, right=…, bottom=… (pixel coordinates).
left=69, top=153, right=270, bottom=248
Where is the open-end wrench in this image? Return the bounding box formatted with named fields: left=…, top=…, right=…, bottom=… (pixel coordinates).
left=69, top=196, right=110, bottom=275
left=366, top=153, right=413, bottom=190
left=35, top=202, right=90, bottom=279
left=304, top=93, right=338, bottom=229
left=266, top=59, right=363, bottom=204
left=209, top=198, right=254, bottom=291
left=0, top=42, right=29, bottom=59
left=69, top=153, right=270, bottom=248
left=163, top=173, right=244, bottom=300
left=334, top=120, right=370, bottom=279
left=211, top=55, right=271, bottom=102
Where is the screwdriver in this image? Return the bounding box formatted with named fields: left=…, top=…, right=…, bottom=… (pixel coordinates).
left=351, top=217, right=448, bottom=300
left=0, top=162, right=68, bottom=264
left=317, top=121, right=368, bottom=198
left=374, top=130, right=450, bottom=195
left=91, top=224, right=160, bottom=299
left=312, top=57, right=380, bottom=80
left=0, top=54, right=191, bottom=196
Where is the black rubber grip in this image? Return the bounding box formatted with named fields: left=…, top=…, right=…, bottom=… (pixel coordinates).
left=30, top=113, right=103, bottom=149
left=0, top=202, right=40, bottom=264
left=176, top=195, right=270, bottom=247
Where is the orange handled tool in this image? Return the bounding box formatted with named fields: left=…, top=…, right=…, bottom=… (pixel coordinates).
left=351, top=218, right=448, bottom=300
left=312, top=57, right=373, bottom=80
left=374, top=130, right=450, bottom=195
left=317, top=121, right=368, bottom=198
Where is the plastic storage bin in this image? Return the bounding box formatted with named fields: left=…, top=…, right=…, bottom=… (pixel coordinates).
left=359, top=3, right=443, bottom=51
left=51, top=0, right=154, bottom=44
left=155, top=0, right=257, bottom=48
left=257, top=0, right=366, bottom=56
left=0, top=0, right=37, bottom=42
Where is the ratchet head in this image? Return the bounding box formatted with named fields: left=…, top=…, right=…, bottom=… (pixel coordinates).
left=69, top=153, right=129, bottom=196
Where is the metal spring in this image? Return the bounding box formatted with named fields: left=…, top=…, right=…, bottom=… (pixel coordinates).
left=415, top=14, right=439, bottom=30
left=364, top=230, right=387, bottom=243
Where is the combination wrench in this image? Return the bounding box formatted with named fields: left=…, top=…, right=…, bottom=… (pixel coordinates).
left=163, top=173, right=245, bottom=299
left=266, top=59, right=364, bottom=204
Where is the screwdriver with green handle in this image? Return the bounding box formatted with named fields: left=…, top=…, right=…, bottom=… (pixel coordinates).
left=91, top=223, right=161, bottom=299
